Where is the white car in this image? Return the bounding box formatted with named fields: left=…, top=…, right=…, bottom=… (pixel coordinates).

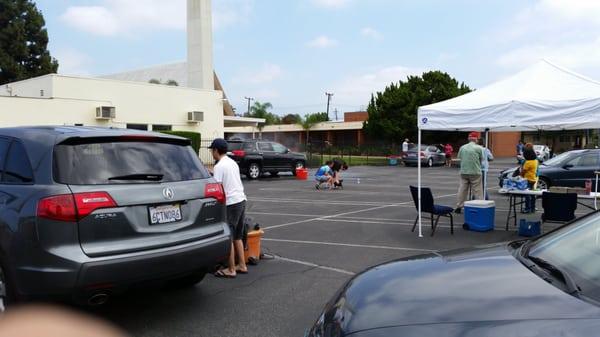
left=533, top=144, right=550, bottom=161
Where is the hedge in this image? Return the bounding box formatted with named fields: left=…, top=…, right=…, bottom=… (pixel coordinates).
left=161, top=131, right=201, bottom=153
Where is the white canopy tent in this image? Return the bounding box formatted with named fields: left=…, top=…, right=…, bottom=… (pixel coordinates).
left=414, top=60, right=600, bottom=237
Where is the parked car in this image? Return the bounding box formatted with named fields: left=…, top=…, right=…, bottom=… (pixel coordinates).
left=307, top=211, right=600, bottom=337
left=0, top=126, right=231, bottom=309
left=227, top=139, right=306, bottom=179
left=534, top=144, right=551, bottom=161
left=499, top=149, right=600, bottom=190
left=402, top=144, right=446, bottom=167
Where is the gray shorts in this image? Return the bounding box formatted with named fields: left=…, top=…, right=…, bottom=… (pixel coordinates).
left=226, top=200, right=246, bottom=241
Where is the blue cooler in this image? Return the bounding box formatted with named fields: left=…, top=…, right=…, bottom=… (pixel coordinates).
left=464, top=200, right=495, bottom=232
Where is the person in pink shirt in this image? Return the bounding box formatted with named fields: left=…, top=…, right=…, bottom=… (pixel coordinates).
left=444, top=143, right=453, bottom=167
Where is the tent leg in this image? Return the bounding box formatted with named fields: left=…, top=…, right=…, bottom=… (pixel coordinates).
left=418, top=127, right=423, bottom=238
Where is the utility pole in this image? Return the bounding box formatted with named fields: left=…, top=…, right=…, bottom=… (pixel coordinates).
left=334, top=108, right=339, bottom=121
left=325, top=92, right=334, bottom=120
left=244, top=96, right=254, bottom=116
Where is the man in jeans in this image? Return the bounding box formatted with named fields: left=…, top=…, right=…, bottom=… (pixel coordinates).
left=210, top=138, right=248, bottom=278
left=455, top=132, right=483, bottom=213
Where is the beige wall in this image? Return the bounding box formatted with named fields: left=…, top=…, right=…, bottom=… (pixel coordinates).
left=0, top=75, right=224, bottom=138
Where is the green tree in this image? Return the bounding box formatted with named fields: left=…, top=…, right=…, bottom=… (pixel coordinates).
left=246, top=101, right=281, bottom=125
left=0, top=0, right=58, bottom=85
left=148, top=78, right=161, bottom=84
left=363, top=71, right=471, bottom=143
left=301, top=112, right=329, bottom=143
left=281, top=113, right=302, bottom=124
left=148, top=79, right=179, bottom=86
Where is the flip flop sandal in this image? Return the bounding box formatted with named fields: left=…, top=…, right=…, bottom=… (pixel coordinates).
left=214, top=269, right=236, bottom=278
left=236, top=269, right=248, bottom=274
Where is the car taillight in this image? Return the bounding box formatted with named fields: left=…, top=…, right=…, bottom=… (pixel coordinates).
left=37, top=192, right=116, bottom=222
left=232, top=150, right=246, bottom=157
left=205, top=183, right=226, bottom=204
left=37, top=194, right=77, bottom=222
left=73, top=192, right=117, bottom=219
left=420, top=152, right=426, bottom=158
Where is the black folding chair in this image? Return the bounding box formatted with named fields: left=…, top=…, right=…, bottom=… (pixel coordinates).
left=541, top=192, right=577, bottom=230
left=409, top=186, right=454, bottom=236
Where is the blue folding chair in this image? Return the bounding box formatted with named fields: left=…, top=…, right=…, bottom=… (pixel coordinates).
left=410, top=185, right=454, bottom=236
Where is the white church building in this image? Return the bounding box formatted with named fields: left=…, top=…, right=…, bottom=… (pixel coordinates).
left=0, top=0, right=262, bottom=138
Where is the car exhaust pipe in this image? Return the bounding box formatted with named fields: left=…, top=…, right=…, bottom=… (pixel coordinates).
left=87, top=293, right=109, bottom=306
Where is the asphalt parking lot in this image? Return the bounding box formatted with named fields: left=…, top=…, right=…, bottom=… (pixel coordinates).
left=97, top=159, right=596, bottom=337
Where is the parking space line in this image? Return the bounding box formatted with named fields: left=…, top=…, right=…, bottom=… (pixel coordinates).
left=271, top=255, right=356, bottom=276
left=264, top=204, right=399, bottom=231
left=263, top=238, right=437, bottom=253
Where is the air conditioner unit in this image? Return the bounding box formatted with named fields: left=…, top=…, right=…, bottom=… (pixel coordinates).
left=96, top=106, right=116, bottom=120
left=187, top=111, right=204, bottom=123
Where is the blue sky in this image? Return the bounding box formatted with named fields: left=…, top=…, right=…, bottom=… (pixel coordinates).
left=35, top=0, right=600, bottom=116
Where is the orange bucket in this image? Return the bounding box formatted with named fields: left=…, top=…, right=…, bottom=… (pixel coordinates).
left=296, top=168, right=309, bottom=180
left=244, top=230, right=264, bottom=262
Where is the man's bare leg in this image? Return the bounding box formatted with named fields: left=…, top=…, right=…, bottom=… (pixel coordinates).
left=234, top=239, right=248, bottom=273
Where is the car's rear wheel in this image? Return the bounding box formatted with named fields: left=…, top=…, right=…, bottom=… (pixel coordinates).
left=427, top=158, right=433, bottom=167
left=537, top=177, right=550, bottom=190
left=247, top=163, right=261, bottom=180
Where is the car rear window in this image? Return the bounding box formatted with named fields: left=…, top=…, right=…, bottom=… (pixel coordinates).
left=227, top=142, right=244, bottom=151
left=54, top=140, right=210, bottom=185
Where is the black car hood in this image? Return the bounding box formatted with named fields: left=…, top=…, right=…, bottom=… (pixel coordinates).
left=327, top=244, right=600, bottom=334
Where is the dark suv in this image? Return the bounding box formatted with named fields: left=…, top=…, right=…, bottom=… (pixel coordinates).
left=0, top=126, right=230, bottom=308
left=227, top=139, right=306, bottom=179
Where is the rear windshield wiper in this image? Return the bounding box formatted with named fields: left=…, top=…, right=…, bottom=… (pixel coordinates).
left=526, top=255, right=581, bottom=297
left=108, top=173, right=164, bottom=181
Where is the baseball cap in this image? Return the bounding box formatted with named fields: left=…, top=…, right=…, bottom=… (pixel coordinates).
left=468, top=131, right=480, bottom=139
left=208, top=138, right=228, bottom=151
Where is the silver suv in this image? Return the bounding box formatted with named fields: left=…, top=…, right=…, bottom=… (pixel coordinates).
left=0, top=126, right=230, bottom=308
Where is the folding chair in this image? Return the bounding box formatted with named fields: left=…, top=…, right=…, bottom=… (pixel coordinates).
left=409, top=186, right=454, bottom=236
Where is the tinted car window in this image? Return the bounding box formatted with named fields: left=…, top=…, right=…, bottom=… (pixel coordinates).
left=54, top=140, right=210, bottom=185
left=272, top=143, right=287, bottom=153
left=567, top=153, right=598, bottom=167
left=227, top=142, right=243, bottom=151
left=0, top=138, right=9, bottom=177
left=3, top=141, right=34, bottom=184
left=243, top=142, right=256, bottom=151
left=258, top=143, right=274, bottom=152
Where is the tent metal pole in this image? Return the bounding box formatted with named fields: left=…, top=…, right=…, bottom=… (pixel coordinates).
left=417, top=127, right=423, bottom=238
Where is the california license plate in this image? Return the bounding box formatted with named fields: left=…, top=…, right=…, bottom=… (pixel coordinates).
left=149, top=204, right=182, bottom=224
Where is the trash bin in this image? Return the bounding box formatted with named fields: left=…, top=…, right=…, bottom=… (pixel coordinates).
left=244, top=230, right=264, bottom=263
left=464, top=200, right=495, bottom=232
left=388, top=156, right=398, bottom=166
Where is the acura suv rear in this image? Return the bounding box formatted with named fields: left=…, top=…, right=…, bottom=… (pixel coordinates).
left=0, top=126, right=231, bottom=308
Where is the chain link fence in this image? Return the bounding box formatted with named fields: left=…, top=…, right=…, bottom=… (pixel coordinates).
left=303, top=141, right=400, bottom=168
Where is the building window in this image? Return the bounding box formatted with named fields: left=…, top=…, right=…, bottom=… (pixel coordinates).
left=152, top=125, right=172, bottom=131
left=126, top=124, right=148, bottom=131
left=559, top=135, right=571, bottom=142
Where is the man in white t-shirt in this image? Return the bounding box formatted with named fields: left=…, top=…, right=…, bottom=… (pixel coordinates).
left=209, top=138, right=248, bottom=278
left=402, top=138, right=410, bottom=154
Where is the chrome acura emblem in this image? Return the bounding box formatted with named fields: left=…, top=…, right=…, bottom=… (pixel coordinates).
left=162, top=187, right=175, bottom=200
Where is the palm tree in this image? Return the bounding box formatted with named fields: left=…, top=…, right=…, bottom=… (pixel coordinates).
left=301, top=114, right=319, bottom=146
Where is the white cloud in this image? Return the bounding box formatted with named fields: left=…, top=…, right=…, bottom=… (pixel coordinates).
left=232, top=63, right=283, bottom=85
left=311, top=0, right=351, bottom=9
left=360, top=27, right=383, bottom=41
left=54, top=48, right=94, bottom=76
left=306, top=35, right=338, bottom=48
left=495, top=0, right=600, bottom=70
left=60, top=0, right=252, bottom=37
left=332, top=66, right=424, bottom=106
